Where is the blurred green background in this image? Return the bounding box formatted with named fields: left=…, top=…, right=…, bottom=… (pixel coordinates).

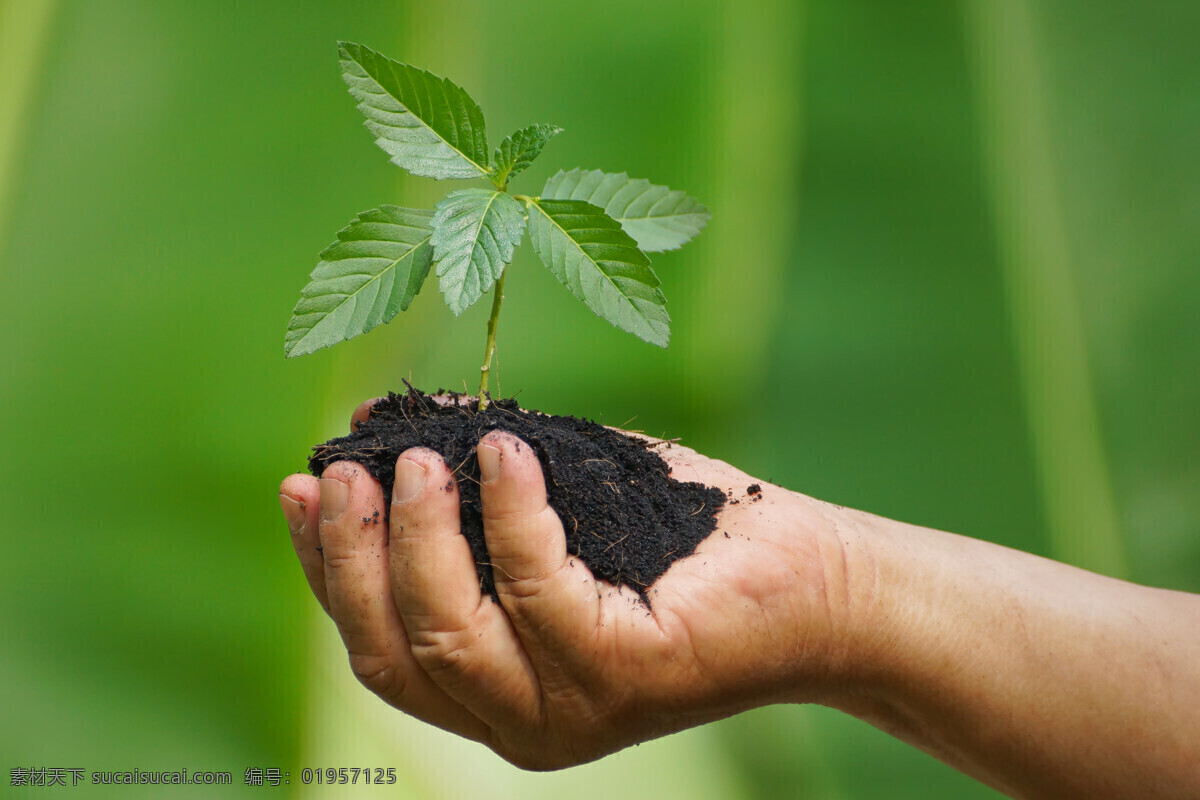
left=2, top=0, right=1197, bottom=797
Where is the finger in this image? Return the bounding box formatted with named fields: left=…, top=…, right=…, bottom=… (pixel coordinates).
left=350, top=397, right=384, bottom=432
left=389, top=448, right=541, bottom=729
left=477, top=431, right=600, bottom=661
left=317, top=461, right=489, bottom=741
left=280, top=474, right=327, bottom=613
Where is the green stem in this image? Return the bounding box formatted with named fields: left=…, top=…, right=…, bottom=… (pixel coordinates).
left=477, top=267, right=508, bottom=410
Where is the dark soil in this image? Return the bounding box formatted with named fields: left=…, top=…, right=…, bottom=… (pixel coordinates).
left=308, top=387, right=725, bottom=599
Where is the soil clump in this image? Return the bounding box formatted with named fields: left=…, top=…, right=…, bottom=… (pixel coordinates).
left=308, top=387, right=725, bottom=599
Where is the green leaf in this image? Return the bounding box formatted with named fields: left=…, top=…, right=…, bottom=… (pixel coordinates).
left=542, top=168, right=709, bottom=252
left=285, top=206, right=434, bottom=357
left=492, top=124, right=563, bottom=188
left=527, top=198, right=669, bottom=347
left=338, top=41, right=490, bottom=180
left=430, top=189, right=526, bottom=315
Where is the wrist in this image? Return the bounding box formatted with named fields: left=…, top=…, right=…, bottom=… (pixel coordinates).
left=770, top=498, right=989, bottom=722
left=778, top=498, right=894, bottom=709
left=744, top=490, right=892, bottom=709
left=802, top=505, right=973, bottom=724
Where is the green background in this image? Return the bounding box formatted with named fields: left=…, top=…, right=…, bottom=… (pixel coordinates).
left=2, top=1, right=1197, bottom=797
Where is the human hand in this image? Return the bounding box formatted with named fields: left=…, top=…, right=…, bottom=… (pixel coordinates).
left=278, top=399, right=857, bottom=769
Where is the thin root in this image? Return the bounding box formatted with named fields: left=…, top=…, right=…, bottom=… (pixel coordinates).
left=479, top=561, right=517, bottom=581
left=603, top=534, right=629, bottom=553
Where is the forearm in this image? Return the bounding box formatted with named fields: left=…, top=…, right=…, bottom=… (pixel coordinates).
left=818, top=504, right=1200, bottom=799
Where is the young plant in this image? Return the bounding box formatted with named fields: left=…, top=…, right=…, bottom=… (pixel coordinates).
left=285, top=42, right=709, bottom=409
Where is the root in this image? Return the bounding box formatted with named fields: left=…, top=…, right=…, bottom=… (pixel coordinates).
left=602, top=534, right=629, bottom=553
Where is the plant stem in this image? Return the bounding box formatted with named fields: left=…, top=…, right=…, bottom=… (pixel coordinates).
left=477, top=267, right=508, bottom=410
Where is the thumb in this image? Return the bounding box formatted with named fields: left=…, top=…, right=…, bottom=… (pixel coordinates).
left=477, top=431, right=600, bottom=659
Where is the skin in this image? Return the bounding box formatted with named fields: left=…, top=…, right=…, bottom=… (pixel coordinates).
left=278, top=398, right=1200, bottom=798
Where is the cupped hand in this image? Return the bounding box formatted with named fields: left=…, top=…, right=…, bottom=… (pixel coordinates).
left=278, top=398, right=851, bottom=769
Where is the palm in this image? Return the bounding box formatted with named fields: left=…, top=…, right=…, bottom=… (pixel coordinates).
left=500, top=443, right=826, bottom=763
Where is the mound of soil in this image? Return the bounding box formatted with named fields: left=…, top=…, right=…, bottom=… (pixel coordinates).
left=308, top=387, right=725, bottom=598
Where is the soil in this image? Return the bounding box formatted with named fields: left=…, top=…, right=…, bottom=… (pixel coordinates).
left=308, top=386, right=726, bottom=599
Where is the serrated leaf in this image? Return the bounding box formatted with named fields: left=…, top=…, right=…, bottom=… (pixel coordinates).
left=542, top=168, right=709, bottom=252
left=430, top=189, right=526, bottom=315
left=527, top=198, right=669, bottom=347
left=285, top=206, right=434, bottom=357
left=492, top=124, right=563, bottom=188
left=339, top=41, right=490, bottom=180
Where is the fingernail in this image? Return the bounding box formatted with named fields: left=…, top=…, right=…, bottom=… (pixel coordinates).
left=319, top=477, right=350, bottom=523
left=279, top=493, right=306, bottom=536
left=393, top=459, right=427, bottom=504
left=478, top=443, right=501, bottom=484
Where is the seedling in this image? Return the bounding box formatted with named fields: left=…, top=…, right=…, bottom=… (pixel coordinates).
left=285, top=42, right=709, bottom=409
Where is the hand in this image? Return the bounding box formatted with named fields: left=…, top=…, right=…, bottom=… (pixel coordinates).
left=278, top=398, right=853, bottom=769
left=280, top=399, right=1200, bottom=793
